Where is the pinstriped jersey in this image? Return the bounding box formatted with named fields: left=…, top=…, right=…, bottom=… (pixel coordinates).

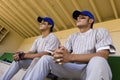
left=64, top=28, right=115, bottom=54
left=30, top=33, right=60, bottom=53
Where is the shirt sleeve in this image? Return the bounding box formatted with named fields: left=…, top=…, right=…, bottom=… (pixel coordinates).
left=44, top=37, right=60, bottom=52
left=95, top=28, right=116, bottom=54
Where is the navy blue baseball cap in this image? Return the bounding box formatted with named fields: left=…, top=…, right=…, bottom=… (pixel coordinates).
left=72, top=10, right=94, bottom=20
left=37, top=16, right=54, bottom=27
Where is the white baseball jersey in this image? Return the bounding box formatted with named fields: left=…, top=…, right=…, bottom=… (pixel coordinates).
left=65, top=28, right=115, bottom=54
left=1, top=33, right=60, bottom=80
left=30, top=33, right=60, bottom=53
left=19, top=28, right=114, bottom=80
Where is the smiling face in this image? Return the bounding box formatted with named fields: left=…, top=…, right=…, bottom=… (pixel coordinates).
left=39, top=20, right=51, bottom=32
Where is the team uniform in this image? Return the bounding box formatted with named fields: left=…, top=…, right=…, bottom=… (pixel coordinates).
left=24, top=28, right=115, bottom=80
left=1, top=33, right=60, bottom=80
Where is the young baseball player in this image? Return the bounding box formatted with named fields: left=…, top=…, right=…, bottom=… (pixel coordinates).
left=1, top=16, right=60, bottom=80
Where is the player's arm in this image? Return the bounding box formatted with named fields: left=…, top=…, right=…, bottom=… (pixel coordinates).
left=53, top=46, right=109, bottom=64
left=23, top=51, right=51, bottom=59
left=68, top=49, right=109, bottom=63
left=18, top=36, right=59, bottom=60
left=13, top=51, right=51, bottom=61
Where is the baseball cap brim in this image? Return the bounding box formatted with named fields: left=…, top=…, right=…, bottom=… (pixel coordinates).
left=37, top=16, right=43, bottom=23
left=72, top=10, right=81, bottom=20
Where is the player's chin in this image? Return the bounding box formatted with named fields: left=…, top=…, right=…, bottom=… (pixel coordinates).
left=39, top=28, right=45, bottom=31
left=77, top=25, right=84, bottom=29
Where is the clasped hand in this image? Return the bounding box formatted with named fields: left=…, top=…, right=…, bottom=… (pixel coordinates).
left=53, top=46, right=71, bottom=64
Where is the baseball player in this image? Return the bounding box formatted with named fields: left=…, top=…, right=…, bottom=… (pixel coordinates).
left=1, top=16, right=60, bottom=80
left=22, top=10, right=116, bottom=80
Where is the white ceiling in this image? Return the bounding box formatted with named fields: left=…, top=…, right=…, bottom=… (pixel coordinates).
left=0, top=0, right=120, bottom=38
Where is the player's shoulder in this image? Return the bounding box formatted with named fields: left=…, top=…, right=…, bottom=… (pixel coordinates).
left=71, top=32, right=79, bottom=36
left=94, top=28, right=108, bottom=32
left=48, top=33, right=60, bottom=41
left=67, top=32, right=79, bottom=39
left=49, top=33, right=58, bottom=38
left=35, top=36, right=42, bottom=40
left=93, top=28, right=109, bottom=36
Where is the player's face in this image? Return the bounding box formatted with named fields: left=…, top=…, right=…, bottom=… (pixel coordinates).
left=76, top=15, right=90, bottom=28
left=39, top=21, right=50, bottom=31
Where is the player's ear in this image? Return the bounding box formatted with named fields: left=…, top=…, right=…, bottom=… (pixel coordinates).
left=48, top=23, right=52, bottom=28
left=89, top=19, right=94, bottom=24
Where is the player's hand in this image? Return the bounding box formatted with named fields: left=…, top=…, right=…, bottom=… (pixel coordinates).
left=13, top=51, right=25, bottom=61
left=13, top=52, right=20, bottom=61
left=53, top=46, right=71, bottom=64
